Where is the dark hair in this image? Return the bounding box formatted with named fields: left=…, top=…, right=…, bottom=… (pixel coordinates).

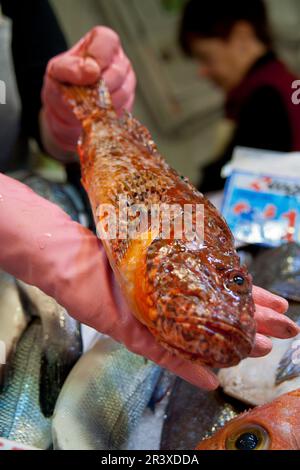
left=179, top=0, right=272, bottom=56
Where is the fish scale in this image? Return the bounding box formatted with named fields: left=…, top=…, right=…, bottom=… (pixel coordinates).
left=197, top=389, right=300, bottom=450
left=0, top=321, right=51, bottom=449
left=61, top=81, right=256, bottom=368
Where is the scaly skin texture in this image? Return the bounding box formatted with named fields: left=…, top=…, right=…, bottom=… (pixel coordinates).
left=196, top=389, right=300, bottom=450
left=62, top=83, right=256, bottom=368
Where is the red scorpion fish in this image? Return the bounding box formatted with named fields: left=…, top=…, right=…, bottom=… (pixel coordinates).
left=196, top=389, right=300, bottom=450
left=62, top=81, right=255, bottom=368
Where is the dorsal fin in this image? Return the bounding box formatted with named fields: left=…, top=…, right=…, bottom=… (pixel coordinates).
left=121, top=111, right=158, bottom=155
left=61, top=80, right=116, bottom=122
left=98, top=79, right=113, bottom=110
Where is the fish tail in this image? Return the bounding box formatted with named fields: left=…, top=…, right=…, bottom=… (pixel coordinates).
left=60, top=80, right=116, bottom=122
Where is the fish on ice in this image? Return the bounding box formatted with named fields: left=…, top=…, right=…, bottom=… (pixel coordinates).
left=61, top=81, right=257, bottom=368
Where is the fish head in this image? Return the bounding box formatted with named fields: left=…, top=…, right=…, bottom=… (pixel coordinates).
left=138, top=213, right=256, bottom=368
left=196, top=389, right=300, bottom=450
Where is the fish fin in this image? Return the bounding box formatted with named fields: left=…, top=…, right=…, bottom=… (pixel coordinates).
left=60, top=80, right=116, bottom=122
left=275, top=341, right=300, bottom=386
left=121, top=111, right=158, bottom=155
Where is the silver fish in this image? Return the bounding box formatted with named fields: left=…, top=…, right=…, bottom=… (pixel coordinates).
left=160, top=378, right=246, bottom=450
left=0, top=271, right=29, bottom=391
left=218, top=244, right=300, bottom=406
left=0, top=321, right=51, bottom=449
left=52, top=337, right=161, bottom=450
left=16, top=281, right=82, bottom=417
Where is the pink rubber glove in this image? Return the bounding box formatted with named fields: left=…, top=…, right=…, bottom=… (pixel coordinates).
left=41, top=26, right=136, bottom=160
left=0, top=173, right=298, bottom=390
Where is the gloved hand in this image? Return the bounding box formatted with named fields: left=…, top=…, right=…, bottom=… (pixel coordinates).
left=41, top=26, right=136, bottom=160
left=0, top=173, right=298, bottom=390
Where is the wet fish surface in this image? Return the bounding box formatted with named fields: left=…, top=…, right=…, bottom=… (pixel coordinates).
left=160, top=378, right=247, bottom=450
left=196, top=389, right=300, bottom=450
left=0, top=271, right=29, bottom=391
left=61, top=81, right=256, bottom=368
left=0, top=321, right=51, bottom=449
left=16, top=281, right=82, bottom=417
left=251, top=242, right=300, bottom=302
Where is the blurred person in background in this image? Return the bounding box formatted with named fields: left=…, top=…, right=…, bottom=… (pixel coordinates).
left=180, top=0, right=300, bottom=193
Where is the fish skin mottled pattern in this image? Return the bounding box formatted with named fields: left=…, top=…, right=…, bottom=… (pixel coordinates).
left=61, top=81, right=256, bottom=368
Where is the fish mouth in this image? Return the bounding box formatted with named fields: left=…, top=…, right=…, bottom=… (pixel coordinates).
left=155, top=318, right=254, bottom=368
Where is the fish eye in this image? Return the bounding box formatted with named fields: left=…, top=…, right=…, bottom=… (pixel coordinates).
left=233, top=275, right=245, bottom=286
left=226, top=271, right=250, bottom=294
left=225, top=425, right=270, bottom=450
